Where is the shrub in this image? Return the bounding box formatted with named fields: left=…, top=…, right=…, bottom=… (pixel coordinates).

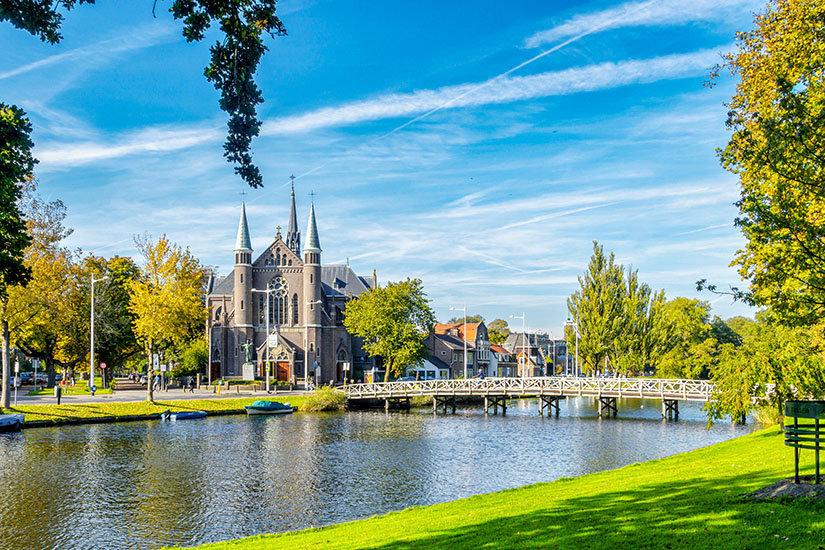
left=300, top=386, right=347, bottom=412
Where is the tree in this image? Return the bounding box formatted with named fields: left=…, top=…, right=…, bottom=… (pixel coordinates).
left=711, top=0, right=825, bottom=328
left=128, top=235, right=206, bottom=402
left=445, top=314, right=484, bottom=325
left=706, top=314, right=825, bottom=427
left=567, top=242, right=626, bottom=375
left=10, top=184, right=86, bottom=388
left=172, top=338, right=208, bottom=378
left=1, top=0, right=286, bottom=187
left=487, top=318, right=510, bottom=346
left=612, top=269, right=666, bottom=376
left=343, top=278, right=435, bottom=382
left=652, top=298, right=719, bottom=379
left=0, top=104, right=33, bottom=408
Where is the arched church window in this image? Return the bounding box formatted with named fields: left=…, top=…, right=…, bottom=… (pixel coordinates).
left=258, top=294, right=265, bottom=323
left=212, top=347, right=220, bottom=361
left=282, top=254, right=288, bottom=265
left=338, top=349, right=347, bottom=361
left=268, top=276, right=288, bottom=325
left=292, top=294, right=298, bottom=326
left=309, top=343, right=314, bottom=352
left=288, top=259, right=292, bottom=266
left=215, top=306, right=221, bottom=320
left=275, top=248, right=281, bottom=266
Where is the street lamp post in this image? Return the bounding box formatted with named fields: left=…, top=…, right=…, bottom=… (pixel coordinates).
left=510, top=313, right=526, bottom=377
left=450, top=304, right=468, bottom=379
left=306, top=300, right=323, bottom=387
left=564, top=318, right=580, bottom=377
left=252, top=287, right=281, bottom=393
left=548, top=330, right=556, bottom=377
left=90, top=275, right=109, bottom=392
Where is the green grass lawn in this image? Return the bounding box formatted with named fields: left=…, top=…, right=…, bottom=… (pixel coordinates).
left=1, top=396, right=307, bottom=424
left=163, top=426, right=825, bottom=550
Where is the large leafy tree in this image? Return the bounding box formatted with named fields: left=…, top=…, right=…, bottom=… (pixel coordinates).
left=0, top=104, right=33, bottom=408
left=445, top=314, right=485, bottom=325
left=343, top=278, right=436, bottom=382
left=12, top=188, right=81, bottom=387
left=707, top=313, right=825, bottom=427
left=0, top=0, right=286, bottom=187
left=712, top=0, right=825, bottom=328
left=487, top=318, right=510, bottom=346
left=128, top=235, right=206, bottom=402
left=654, top=298, right=719, bottom=379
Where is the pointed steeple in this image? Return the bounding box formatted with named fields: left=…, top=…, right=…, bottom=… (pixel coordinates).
left=304, top=199, right=322, bottom=252
left=235, top=202, right=252, bottom=251
left=285, top=177, right=301, bottom=255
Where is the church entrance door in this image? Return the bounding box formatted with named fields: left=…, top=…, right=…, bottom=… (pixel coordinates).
left=336, top=362, right=343, bottom=382
left=210, top=362, right=220, bottom=381
left=277, top=361, right=289, bottom=382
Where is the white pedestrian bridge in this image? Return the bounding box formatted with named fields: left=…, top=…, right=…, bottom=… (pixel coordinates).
left=342, top=376, right=718, bottom=418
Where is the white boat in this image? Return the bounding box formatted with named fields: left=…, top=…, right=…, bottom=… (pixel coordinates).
left=244, top=400, right=294, bottom=415
left=0, top=414, right=24, bottom=432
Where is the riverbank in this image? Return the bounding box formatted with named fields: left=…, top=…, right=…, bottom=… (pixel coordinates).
left=1, top=396, right=306, bottom=426
left=168, top=426, right=824, bottom=550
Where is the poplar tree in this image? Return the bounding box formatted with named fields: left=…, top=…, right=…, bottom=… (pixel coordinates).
left=567, top=242, right=625, bottom=375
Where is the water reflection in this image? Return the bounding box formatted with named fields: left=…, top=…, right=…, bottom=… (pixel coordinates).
left=0, top=398, right=753, bottom=549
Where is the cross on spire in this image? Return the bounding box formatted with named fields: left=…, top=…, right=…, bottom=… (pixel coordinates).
left=239, top=190, right=248, bottom=201
left=289, top=174, right=296, bottom=188
left=308, top=191, right=316, bottom=203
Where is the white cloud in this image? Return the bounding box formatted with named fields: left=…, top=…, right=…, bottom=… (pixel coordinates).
left=524, top=0, right=761, bottom=48
left=263, top=49, right=721, bottom=136
left=0, top=23, right=178, bottom=81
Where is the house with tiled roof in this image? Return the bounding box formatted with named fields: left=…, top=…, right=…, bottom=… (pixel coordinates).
left=421, top=321, right=492, bottom=378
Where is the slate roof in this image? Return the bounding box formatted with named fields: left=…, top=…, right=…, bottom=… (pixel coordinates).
left=305, top=202, right=321, bottom=251
left=320, top=265, right=375, bottom=298
left=425, top=356, right=451, bottom=370
left=434, top=333, right=476, bottom=351
left=208, top=272, right=234, bottom=297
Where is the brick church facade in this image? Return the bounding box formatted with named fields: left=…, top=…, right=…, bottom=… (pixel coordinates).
left=206, top=187, right=376, bottom=384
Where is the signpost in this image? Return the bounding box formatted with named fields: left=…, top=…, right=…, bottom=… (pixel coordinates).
left=100, top=362, right=106, bottom=389
left=33, top=358, right=40, bottom=391
left=13, top=360, right=19, bottom=406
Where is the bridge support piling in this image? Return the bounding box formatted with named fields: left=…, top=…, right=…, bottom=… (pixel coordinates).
left=434, top=396, right=456, bottom=414
left=662, top=400, right=679, bottom=420
left=598, top=397, right=617, bottom=418
left=539, top=396, right=560, bottom=417
left=483, top=396, right=507, bottom=415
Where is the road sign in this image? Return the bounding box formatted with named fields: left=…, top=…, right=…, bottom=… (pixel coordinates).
left=14, top=361, right=19, bottom=373
left=90, top=385, right=97, bottom=393
left=100, top=362, right=107, bottom=369
left=153, top=354, right=159, bottom=369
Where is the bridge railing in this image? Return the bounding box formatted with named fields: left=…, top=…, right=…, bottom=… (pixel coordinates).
left=342, top=376, right=718, bottom=402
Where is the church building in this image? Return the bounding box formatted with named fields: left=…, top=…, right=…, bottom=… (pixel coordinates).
left=206, top=186, right=377, bottom=385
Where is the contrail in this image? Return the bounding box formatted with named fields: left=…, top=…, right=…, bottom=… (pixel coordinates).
left=282, top=0, right=655, bottom=189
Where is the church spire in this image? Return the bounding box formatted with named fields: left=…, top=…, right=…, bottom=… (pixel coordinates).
left=285, top=175, right=300, bottom=254
left=235, top=202, right=252, bottom=252
left=305, top=196, right=322, bottom=252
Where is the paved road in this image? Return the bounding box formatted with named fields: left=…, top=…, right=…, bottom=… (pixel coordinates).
left=14, top=386, right=307, bottom=405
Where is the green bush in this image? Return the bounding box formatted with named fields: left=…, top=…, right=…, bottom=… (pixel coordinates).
left=299, top=386, right=347, bottom=412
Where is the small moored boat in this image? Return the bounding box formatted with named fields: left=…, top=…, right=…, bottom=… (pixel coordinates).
left=161, top=410, right=207, bottom=421
left=0, top=413, right=24, bottom=432
left=244, top=400, right=294, bottom=415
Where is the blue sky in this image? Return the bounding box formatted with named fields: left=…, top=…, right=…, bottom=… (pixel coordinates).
left=1, top=0, right=763, bottom=335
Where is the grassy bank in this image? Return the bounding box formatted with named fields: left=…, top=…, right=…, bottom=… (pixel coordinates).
left=166, top=426, right=825, bottom=550
left=1, top=396, right=307, bottom=425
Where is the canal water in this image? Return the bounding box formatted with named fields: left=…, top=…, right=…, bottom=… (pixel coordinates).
left=0, top=398, right=754, bottom=550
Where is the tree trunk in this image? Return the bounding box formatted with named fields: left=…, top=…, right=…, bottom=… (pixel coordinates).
left=46, top=357, right=55, bottom=389
left=383, top=357, right=391, bottom=382
left=1, top=319, right=10, bottom=409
